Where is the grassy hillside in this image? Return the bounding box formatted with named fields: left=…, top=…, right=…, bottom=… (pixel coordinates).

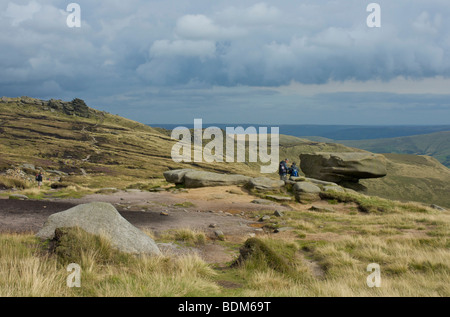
left=338, top=131, right=450, bottom=168
left=0, top=97, right=264, bottom=189
left=1, top=97, right=449, bottom=207
left=361, top=154, right=450, bottom=207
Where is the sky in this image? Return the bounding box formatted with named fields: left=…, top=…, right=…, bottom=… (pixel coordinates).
left=1, top=0, right=450, bottom=125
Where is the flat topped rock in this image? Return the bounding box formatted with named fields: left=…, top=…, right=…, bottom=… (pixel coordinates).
left=248, top=177, right=285, bottom=191
left=183, top=170, right=251, bottom=188
left=36, top=202, right=161, bottom=256
left=300, top=152, right=387, bottom=183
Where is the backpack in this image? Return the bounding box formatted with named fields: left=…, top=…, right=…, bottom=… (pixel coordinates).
left=291, top=168, right=298, bottom=177
left=35, top=175, right=39, bottom=181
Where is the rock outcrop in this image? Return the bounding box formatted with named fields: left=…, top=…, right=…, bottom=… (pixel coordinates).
left=36, top=202, right=161, bottom=255
left=164, top=169, right=252, bottom=188
left=300, top=152, right=387, bottom=183
left=248, top=177, right=285, bottom=191
left=163, top=169, right=196, bottom=184
left=1, top=96, right=91, bottom=118
left=293, top=182, right=322, bottom=204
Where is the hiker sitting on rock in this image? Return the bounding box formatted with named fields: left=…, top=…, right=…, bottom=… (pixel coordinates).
left=288, top=162, right=299, bottom=178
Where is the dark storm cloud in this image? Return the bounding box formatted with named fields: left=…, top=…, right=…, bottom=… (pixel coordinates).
left=0, top=0, right=449, bottom=124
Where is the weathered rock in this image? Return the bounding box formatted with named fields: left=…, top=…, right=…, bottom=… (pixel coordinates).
left=293, top=182, right=321, bottom=204
left=274, top=210, right=284, bottom=217
left=290, top=176, right=306, bottom=182
left=183, top=171, right=251, bottom=188
left=266, top=195, right=292, bottom=201
left=36, top=202, right=161, bottom=255
left=214, top=230, right=225, bottom=240
left=9, top=194, right=29, bottom=200
left=163, top=169, right=196, bottom=184
left=309, top=205, right=335, bottom=213
left=300, top=152, right=387, bottom=183
left=273, top=227, right=294, bottom=233
left=21, top=164, right=36, bottom=171
left=248, top=177, right=285, bottom=191
left=251, top=199, right=274, bottom=205
left=323, top=185, right=345, bottom=192
left=293, top=182, right=321, bottom=193
left=430, top=204, right=447, bottom=211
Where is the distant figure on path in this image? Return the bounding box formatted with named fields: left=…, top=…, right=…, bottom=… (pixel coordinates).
left=36, top=172, right=43, bottom=189
left=279, top=158, right=289, bottom=181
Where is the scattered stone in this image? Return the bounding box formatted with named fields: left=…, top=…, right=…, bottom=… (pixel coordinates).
left=9, top=194, right=29, bottom=200
left=125, top=189, right=142, bottom=193
left=149, top=187, right=165, bottom=192
left=274, top=227, right=294, bottom=233
left=309, top=205, right=335, bottom=213
left=209, top=223, right=217, bottom=228
left=266, top=195, right=292, bottom=201
left=430, top=204, right=447, bottom=211
left=259, top=215, right=271, bottom=222
left=21, top=164, right=36, bottom=170
left=160, top=211, right=169, bottom=216
left=97, top=188, right=118, bottom=193
left=251, top=199, right=274, bottom=205
left=36, top=202, right=161, bottom=255
left=274, top=210, right=284, bottom=217
left=214, top=230, right=225, bottom=240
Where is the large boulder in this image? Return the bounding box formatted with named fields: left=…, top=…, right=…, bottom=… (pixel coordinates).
left=183, top=171, right=252, bottom=188
left=300, top=152, right=387, bottom=183
left=248, top=177, right=285, bottom=191
left=36, top=202, right=161, bottom=256
left=163, top=169, right=196, bottom=184
left=293, top=182, right=321, bottom=204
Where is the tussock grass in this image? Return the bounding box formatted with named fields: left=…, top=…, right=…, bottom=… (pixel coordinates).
left=159, top=228, right=207, bottom=246
left=0, top=176, right=30, bottom=190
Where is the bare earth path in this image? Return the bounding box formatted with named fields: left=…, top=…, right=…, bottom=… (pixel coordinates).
left=0, top=186, right=294, bottom=264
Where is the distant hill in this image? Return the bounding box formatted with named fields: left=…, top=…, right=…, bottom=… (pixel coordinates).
left=338, top=131, right=450, bottom=167
left=151, top=123, right=450, bottom=140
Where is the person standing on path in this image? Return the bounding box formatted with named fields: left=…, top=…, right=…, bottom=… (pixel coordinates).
left=36, top=172, right=43, bottom=189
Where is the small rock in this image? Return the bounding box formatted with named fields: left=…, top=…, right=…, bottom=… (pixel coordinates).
left=160, top=211, right=169, bottom=216
left=259, top=215, right=271, bottom=222
left=266, top=195, right=292, bottom=201
left=9, top=194, right=29, bottom=200
left=214, top=230, right=225, bottom=240
left=274, top=227, right=293, bottom=233
left=430, top=204, right=447, bottom=211
left=309, top=205, right=335, bottom=213
left=209, top=223, right=217, bottom=228
left=251, top=199, right=273, bottom=205
left=274, top=210, right=284, bottom=217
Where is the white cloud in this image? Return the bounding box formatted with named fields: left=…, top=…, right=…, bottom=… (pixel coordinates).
left=150, top=39, right=216, bottom=58
left=4, top=0, right=41, bottom=26
left=175, top=14, right=245, bottom=40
